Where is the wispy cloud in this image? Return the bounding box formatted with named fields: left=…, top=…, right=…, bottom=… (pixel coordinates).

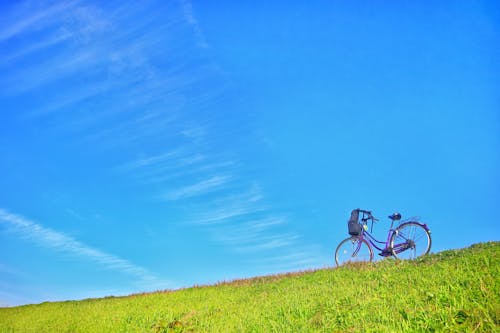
left=179, top=0, right=209, bottom=48
left=246, top=248, right=324, bottom=273
left=0, top=30, right=72, bottom=66
left=185, top=184, right=305, bottom=255
left=0, top=208, right=167, bottom=285
left=118, top=149, right=184, bottom=172
left=209, top=213, right=300, bottom=253
left=0, top=1, right=79, bottom=42
left=213, top=216, right=286, bottom=243
left=115, top=146, right=241, bottom=188
left=234, top=233, right=300, bottom=253
left=1, top=1, right=195, bottom=109
left=193, top=201, right=266, bottom=225
left=163, top=175, right=232, bottom=201
left=1, top=48, right=101, bottom=96
left=0, top=263, right=27, bottom=279
left=141, top=160, right=236, bottom=185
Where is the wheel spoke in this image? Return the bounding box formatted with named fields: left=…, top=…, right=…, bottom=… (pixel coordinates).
left=391, top=222, right=431, bottom=260
left=335, top=238, right=373, bottom=266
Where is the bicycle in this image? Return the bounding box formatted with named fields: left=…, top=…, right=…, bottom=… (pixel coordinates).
left=335, top=209, right=432, bottom=266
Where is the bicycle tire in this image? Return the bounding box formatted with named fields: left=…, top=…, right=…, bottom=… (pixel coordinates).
left=335, top=237, right=373, bottom=266
left=390, top=222, right=431, bottom=260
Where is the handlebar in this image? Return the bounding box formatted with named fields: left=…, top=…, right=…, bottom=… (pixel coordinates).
left=357, top=209, right=379, bottom=222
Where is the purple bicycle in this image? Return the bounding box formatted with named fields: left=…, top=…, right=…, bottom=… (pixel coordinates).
left=335, top=209, right=432, bottom=266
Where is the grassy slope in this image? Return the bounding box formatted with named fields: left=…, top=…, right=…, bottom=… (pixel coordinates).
left=0, top=242, right=498, bottom=333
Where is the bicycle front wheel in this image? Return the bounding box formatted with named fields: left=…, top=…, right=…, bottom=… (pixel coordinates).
left=335, top=237, right=373, bottom=266
left=390, top=222, right=431, bottom=260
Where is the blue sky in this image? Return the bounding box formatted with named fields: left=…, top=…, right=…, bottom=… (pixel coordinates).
left=0, top=0, right=498, bottom=307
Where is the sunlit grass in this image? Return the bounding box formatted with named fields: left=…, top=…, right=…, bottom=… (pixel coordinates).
left=0, top=242, right=498, bottom=332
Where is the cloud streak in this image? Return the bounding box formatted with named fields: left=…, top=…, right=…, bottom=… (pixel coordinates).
left=0, top=1, right=79, bottom=42
left=0, top=208, right=165, bottom=284
left=163, top=175, right=232, bottom=201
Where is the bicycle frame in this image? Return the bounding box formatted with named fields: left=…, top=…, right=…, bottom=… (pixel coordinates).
left=354, top=219, right=429, bottom=257
left=361, top=229, right=393, bottom=255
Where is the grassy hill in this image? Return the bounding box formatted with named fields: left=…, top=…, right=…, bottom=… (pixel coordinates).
left=0, top=242, right=498, bottom=332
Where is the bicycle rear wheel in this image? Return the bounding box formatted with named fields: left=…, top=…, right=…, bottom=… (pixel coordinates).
left=335, top=237, right=373, bottom=266
left=390, top=222, right=431, bottom=260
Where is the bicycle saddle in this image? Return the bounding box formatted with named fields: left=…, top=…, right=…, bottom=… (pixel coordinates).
left=389, top=212, right=401, bottom=221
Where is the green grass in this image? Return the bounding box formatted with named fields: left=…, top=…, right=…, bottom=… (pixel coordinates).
left=1, top=242, right=498, bottom=332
